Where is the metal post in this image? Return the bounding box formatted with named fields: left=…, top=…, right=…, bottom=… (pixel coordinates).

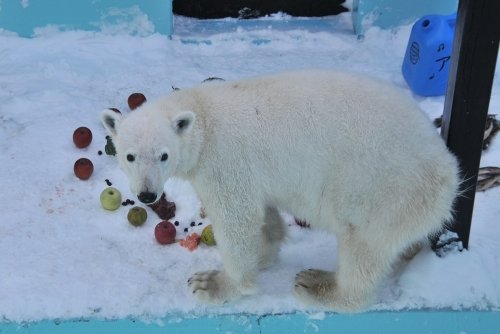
left=440, top=0, right=499, bottom=249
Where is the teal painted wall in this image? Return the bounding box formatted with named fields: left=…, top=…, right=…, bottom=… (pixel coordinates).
left=352, top=0, right=458, bottom=36
left=1, top=311, right=499, bottom=334
left=0, top=0, right=173, bottom=37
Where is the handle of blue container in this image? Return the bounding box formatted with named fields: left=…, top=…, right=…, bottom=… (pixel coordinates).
left=446, top=13, right=457, bottom=28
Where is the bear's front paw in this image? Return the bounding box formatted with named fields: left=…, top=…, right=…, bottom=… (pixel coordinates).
left=188, top=270, right=244, bottom=305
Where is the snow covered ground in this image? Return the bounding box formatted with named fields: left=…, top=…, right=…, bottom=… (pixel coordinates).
left=0, top=6, right=499, bottom=323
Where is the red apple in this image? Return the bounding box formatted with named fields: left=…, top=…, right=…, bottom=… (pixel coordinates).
left=128, top=93, right=147, bottom=110
left=73, top=127, right=92, bottom=148
left=74, top=158, right=94, bottom=180
left=154, top=221, right=176, bottom=245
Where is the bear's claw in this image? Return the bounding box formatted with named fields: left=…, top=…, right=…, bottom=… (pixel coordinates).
left=294, top=269, right=372, bottom=313
left=188, top=270, right=243, bottom=305
left=294, top=269, right=337, bottom=307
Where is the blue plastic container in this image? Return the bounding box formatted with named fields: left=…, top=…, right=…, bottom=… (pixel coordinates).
left=402, top=13, right=457, bottom=96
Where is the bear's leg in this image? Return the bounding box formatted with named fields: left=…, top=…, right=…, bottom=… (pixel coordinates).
left=259, top=207, right=286, bottom=269
left=294, top=225, right=396, bottom=312
left=188, top=206, right=266, bottom=304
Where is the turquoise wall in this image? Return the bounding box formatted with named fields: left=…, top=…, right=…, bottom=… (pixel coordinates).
left=0, top=0, right=173, bottom=37
left=1, top=311, right=499, bottom=334
left=352, top=0, right=458, bottom=36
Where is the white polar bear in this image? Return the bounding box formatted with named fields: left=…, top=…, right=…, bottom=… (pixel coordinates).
left=101, top=70, right=459, bottom=312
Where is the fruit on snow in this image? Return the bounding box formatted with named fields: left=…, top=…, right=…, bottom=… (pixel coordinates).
left=100, top=187, right=122, bottom=211
left=127, top=206, right=147, bottom=226
left=108, top=107, right=122, bottom=114
left=180, top=233, right=201, bottom=251
left=154, top=221, right=176, bottom=245
left=147, top=192, right=176, bottom=220
left=73, top=126, right=92, bottom=148
left=74, top=158, right=94, bottom=180
left=105, top=135, right=116, bottom=156
left=200, top=225, right=216, bottom=246
left=128, top=93, right=146, bottom=110
left=200, top=207, right=207, bottom=219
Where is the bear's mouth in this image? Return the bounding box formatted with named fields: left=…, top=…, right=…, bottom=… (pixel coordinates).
left=137, top=191, right=158, bottom=204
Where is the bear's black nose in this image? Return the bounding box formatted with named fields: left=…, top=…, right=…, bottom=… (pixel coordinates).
left=138, top=192, right=157, bottom=204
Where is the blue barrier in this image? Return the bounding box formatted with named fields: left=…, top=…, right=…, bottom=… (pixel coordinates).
left=0, top=0, right=173, bottom=37
left=352, top=0, right=458, bottom=36
left=1, top=311, right=499, bottom=334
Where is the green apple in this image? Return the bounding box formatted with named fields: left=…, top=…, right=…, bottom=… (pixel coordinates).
left=200, top=224, right=216, bottom=246
left=127, top=206, right=147, bottom=226
left=100, top=187, right=122, bottom=211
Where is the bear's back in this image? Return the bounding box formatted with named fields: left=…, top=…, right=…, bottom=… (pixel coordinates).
left=182, top=70, right=437, bottom=157
left=158, top=70, right=458, bottom=228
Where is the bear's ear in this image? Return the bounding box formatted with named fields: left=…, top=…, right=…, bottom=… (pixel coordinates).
left=172, top=111, right=195, bottom=135
left=100, top=109, right=123, bottom=136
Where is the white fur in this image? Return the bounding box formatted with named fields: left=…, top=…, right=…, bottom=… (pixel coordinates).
left=101, top=70, right=459, bottom=312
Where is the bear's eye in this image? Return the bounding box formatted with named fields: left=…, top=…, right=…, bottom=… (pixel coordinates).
left=160, top=153, right=169, bottom=162
left=126, top=154, right=135, bottom=162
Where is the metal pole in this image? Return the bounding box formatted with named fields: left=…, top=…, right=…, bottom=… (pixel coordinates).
left=440, top=0, right=499, bottom=249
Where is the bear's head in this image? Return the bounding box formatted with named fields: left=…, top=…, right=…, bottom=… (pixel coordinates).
left=100, top=105, right=196, bottom=205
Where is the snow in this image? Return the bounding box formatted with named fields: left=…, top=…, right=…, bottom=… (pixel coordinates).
left=1, top=7, right=499, bottom=324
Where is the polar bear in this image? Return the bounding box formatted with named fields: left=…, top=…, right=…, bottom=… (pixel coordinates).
left=101, top=70, right=459, bottom=312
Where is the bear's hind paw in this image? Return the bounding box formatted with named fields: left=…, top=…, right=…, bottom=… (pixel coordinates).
left=294, top=269, right=371, bottom=313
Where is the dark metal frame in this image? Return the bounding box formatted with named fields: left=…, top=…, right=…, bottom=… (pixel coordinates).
left=440, top=0, right=499, bottom=249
